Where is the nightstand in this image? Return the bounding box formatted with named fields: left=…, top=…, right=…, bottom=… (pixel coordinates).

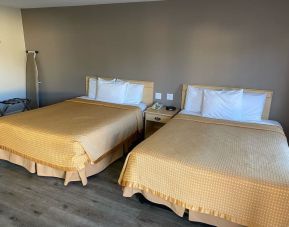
left=144, top=107, right=179, bottom=138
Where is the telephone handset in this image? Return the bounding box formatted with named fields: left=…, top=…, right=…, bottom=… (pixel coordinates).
left=151, top=102, right=163, bottom=110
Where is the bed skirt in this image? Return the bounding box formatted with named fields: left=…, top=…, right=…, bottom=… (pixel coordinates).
left=0, top=134, right=138, bottom=186
left=122, top=187, right=244, bottom=227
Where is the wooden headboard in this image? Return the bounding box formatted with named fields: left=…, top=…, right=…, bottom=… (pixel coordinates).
left=86, top=76, right=154, bottom=106
left=181, top=84, right=273, bottom=120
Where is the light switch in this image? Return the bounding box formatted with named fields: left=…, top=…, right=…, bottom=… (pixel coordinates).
left=167, top=93, right=174, bottom=101
left=155, top=92, right=162, bottom=100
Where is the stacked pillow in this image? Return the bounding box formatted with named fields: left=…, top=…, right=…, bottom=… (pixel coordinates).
left=184, top=86, right=203, bottom=113
left=202, top=89, right=244, bottom=121
left=96, top=78, right=128, bottom=104
left=184, top=85, right=267, bottom=121
left=87, top=77, right=144, bottom=105
left=88, top=77, right=97, bottom=99
left=87, top=77, right=116, bottom=99
left=124, top=82, right=145, bottom=105
left=242, top=93, right=267, bottom=121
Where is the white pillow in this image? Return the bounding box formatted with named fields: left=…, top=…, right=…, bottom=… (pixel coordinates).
left=88, top=78, right=97, bottom=99
left=116, top=79, right=145, bottom=105
left=96, top=81, right=128, bottom=104
left=202, top=89, right=244, bottom=121
left=124, top=83, right=144, bottom=104
left=184, top=86, right=203, bottom=113
left=242, top=93, right=266, bottom=121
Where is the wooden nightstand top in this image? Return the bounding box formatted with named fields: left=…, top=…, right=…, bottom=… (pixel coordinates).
left=145, top=106, right=180, bottom=118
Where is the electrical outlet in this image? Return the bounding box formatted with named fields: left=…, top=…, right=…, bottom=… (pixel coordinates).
left=167, top=93, right=174, bottom=101
left=155, top=93, right=162, bottom=100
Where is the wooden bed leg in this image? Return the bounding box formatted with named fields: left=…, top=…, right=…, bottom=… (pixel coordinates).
left=78, top=169, right=88, bottom=186
left=64, top=171, right=73, bottom=186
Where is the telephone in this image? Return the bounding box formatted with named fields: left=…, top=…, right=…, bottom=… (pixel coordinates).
left=151, top=102, right=163, bottom=110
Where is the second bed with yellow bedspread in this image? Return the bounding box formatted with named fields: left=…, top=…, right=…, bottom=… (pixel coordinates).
left=119, top=114, right=289, bottom=227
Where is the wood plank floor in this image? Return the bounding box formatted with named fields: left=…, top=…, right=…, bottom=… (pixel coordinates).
left=0, top=158, right=211, bottom=227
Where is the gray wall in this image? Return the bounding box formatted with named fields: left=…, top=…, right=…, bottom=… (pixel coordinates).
left=22, top=0, right=289, bottom=133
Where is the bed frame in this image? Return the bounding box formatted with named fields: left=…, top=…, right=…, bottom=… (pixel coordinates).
left=86, top=76, right=154, bottom=106
left=181, top=84, right=273, bottom=120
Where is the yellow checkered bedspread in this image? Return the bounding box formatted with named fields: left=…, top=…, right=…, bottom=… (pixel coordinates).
left=119, top=114, right=289, bottom=227
left=0, top=98, right=143, bottom=171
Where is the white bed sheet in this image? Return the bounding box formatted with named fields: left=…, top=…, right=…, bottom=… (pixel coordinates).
left=179, top=110, right=281, bottom=126
left=78, top=96, right=147, bottom=112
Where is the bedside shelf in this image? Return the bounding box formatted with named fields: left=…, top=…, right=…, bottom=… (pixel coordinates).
left=144, top=107, right=179, bottom=138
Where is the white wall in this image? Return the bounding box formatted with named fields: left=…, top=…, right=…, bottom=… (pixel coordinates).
left=0, top=6, right=26, bottom=101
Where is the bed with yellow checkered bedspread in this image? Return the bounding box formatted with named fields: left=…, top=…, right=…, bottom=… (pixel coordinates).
left=119, top=114, right=289, bottom=227
left=0, top=98, right=143, bottom=171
